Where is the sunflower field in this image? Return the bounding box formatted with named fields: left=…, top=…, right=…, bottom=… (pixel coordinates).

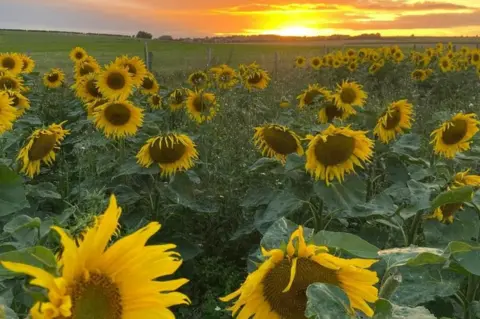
left=1, top=41, right=480, bottom=319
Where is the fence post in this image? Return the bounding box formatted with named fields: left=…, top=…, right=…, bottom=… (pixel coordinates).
left=274, top=51, right=279, bottom=80
left=206, top=47, right=212, bottom=67
left=148, top=52, right=153, bottom=71
left=144, top=41, right=150, bottom=71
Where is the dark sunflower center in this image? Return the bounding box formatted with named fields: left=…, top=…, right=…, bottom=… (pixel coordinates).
left=75, top=52, right=84, bottom=60
left=395, top=53, right=401, bottom=58
left=339, top=87, right=357, bottom=104
left=104, top=103, right=131, bottom=126
left=172, top=92, right=185, bottom=104
left=263, top=258, right=339, bottom=319
left=149, top=138, right=186, bottom=164
left=297, top=59, right=305, bottom=64
left=0, top=77, right=17, bottom=90
left=86, top=80, right=102, bottom=98
left=248, top=73, right=263, bottom=85
left=2, top=57, right=16, bottom=70
left=413, top=71, right=423, bottom=79
left=324, top=103, right=343, bottom=122
left=80, top=64, right=95, bottom=76
left=220, top=72, right=231, bottom=82
left=262, top=127, right=298, bottom=155
left=314, top=134, right=356, bottom=166
left=106, top=72, right=126, bottom=90
left=359, top=52, right=365, bottom=58
left=473, top=54, right=480, bottom=62
left=152, top=95, right=161, bottom=105
left=47, top=73, right=59, bottom=83
left=191, top=74, right=205, bottom=85
left=383, top=108, right=402, bottom=130
left=192, top=95, right=211, bottom=112
left=304, top=90, right=322, bottom=105
left=142, top=77, right=154, bottom=90
left=28, top=133, right=57, bottom=161
left=313, top=59, right=320, bottom=66
left=349, top=63, right=356, bottom=69
left=125, top=63, right=137, bottom=75
left=442, top=60, right=449, bottom=67
left=9, top=94, right=20, bottom=107
left=442, top=119, right=468, bottom=145
left=70, top=273, right=122, bottom=319
left=22, top=60, right=29, bottom=71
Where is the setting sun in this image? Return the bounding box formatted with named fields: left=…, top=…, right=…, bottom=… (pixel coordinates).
left=260, top=26, right=322, bottom=37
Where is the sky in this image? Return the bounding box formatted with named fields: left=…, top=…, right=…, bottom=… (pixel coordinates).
left=1, top=0, right=480, bottom=37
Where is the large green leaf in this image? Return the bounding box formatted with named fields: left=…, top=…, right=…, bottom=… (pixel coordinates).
left=385, top=155, right=410, bottom=183
left=259, top=218, right=311, bottom=250
left=312, top=231, right=379, bottom=258
left=0, top=302, right=18, bottom=319
left=378, top=247, right=445, bottom=269
left=305, top=283, right=354, bottom=319
left=391, top=133, right=422, bottom=156
left=401, top=180, right=432, bottom=219
left=0, top=164, right=28, bottom=217
left=241, top=186, right=276, bottom=208
left=249, top=157, right=280, bottom=172
left=0, top=246, right=57, bottom=279
left=351, top=191, right=397, bottom=218
left=284, top=153, right=306, bottom=172
left=430, top=186, right=474, bottom=210
left=25, top=182, right=61, bottom=199
left=314, top=175, right=366, bottom=213
left=3, top=215, right=41, bottom=246
left=374, top=299, right=436, bottom=319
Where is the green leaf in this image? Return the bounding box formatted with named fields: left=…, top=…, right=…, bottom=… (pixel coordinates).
left=378, top=247, right=445, bottom=268
left=431, top=186, right=474, bottom=210
left=0, top=303, right=18, bottom=319
left=312, top=231, right=379, bottom=258
left=0, top=164, right=28, bottom=217
left=112, top=185, right=142, bottom=206
left=314, top=175, right=366, bottom=213
left=249, top=157, right=279, bottom=172
left=451, top=247, right=480, bottom=276
left=351, top=192, right=397, bottom=218
left=26, top=182, right=61, bottom=199
left=4, top=215, right=41, bottom=234
left=374, top=299, right=436, bottom=319
left=241, top=186, right=276, bottom=208
left=406, top=252, right=447, bottom=266
left=401, top=180, right=432, bottom=219
left=305, top=283, right=354, bottom=319
left=0, top=246, right=57, bottom=279
left=113, top=159, right=160, bottom=179
left=391, top=134, right=422, bottom=156
left=284, top=154, right=305, bottom=172
left=385, top=155, right=410, bottom=183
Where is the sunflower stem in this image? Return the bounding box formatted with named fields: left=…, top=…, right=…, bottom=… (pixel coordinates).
left=379, top=273, right=402, bottom=300
left=407, top=211, right=423, bottom=246
left=464, top=275, right=478, bottom=319
left=312, top=199, right=324, bottom=232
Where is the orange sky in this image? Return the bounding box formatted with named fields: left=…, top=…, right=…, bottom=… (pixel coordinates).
left=2, top=0, right=480, bottom=37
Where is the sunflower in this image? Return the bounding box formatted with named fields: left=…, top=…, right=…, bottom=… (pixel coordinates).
left=216, top=66, right=238, bottom=89
left=279, top=97, right=290, bottom=108
left=436, top=42, right=444, bottom=52
left=318, top=98, right=353, bottom=124
left=137, top=134, right=199, bottom=177
left=17, top=122, right=69, bottom=178
left=374, top=100, right=414, bottom=144
left=452, top=169, right=480, bottom=188
left=332, top=59, right=342, bottom=68
left=392, top=50, right=405, bottom=62
left=187, top=71, right=208, bottom=89
left=306, top=125, right=373, bottom=184
left=0, top=53, right=23, bottom=75
left=347, top=61, right=358, bottom=72
left=97, top=63, right=133, bottom=100
left=114, top=55, right=148, bottom=86
left=358, top=48, right=368, bottom=60
left=69, top=47, right=88, bottom=63
left=43, top=68, right=65, bottom=89
left=0, top=71, right=24, bottom=92
left=185, top=90, right=218, bottom=123
left=140, top=72, right=159, bottom=95
left=428, top=203, right=463, bottom=224
left=346, top=48, right=356, bottom=57
left=168, top=88, right=187, bottom=111
left=74, top=73, right=104, bottom=102
left=411, top=69, right=427, bottom=81
left=149, top=94, right=163, bottom=110
left=221, top=226, right=379, bottom=318
left=0, top=92, right=16, bottom=135
left=333, top=81, right=367, bottom=114
left=471, top=50, right=480, bottom=66
left=7, top=90, right=30, bottom=117
left=297, top=84, right=330, bottom=109
left=253, top=124, right=304, bottom=162
left=439, top=56, right=453, bottom=72
left=2, top=195, right=190, bottom=319
left=295, top=56, right=307, bottom=68
left=310, top=56, right=322, bottom=70
left=368, top=63, right=382, bottom=75
left=431, top=113, right=480, bottom=159
left=85, top=98, right=109, bottom=118
left=243, top=67, right=270, bottom=91
left=369, top=51, right=380, bottom=62
left=19, top=54, right=35, bottom=74
left=461, top=46, right=470, bottom=56
left=74, top=60, right=100, bottom=79
left=94, top=100, right=144, bottom=139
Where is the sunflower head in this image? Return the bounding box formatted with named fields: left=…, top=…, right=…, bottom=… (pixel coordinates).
left=306, top=125, right=373, bottom=184
left=148, top=94, right=163, bottom=110
left=452, top=169, right=480, bottom=189
left=297, top=84, right=330, bottom=109
left=140, top=72, right=159, bottom=95
left=333, top=81, right=367, bottom=114
left=85, top=98, right=109, bottom=118
left=471, top=51, right=480, bottom=65
left=136, top=134, right=199, bottom=177
left=75, top=60, right=100, bottom=79
left=310, top=56, right=322, bottom=69
left=74, top=73, right=104, bottom=102
left=253, top=124, right=304, bottom=163
left=0, top=92, right=16, bottom=134
left=97, top=63, right=133, bottom=100
left=69, top=47, right=88, bottom=63
left=374, top=100, right=414, bottom=144
left=114, top=55, right=147, bottom=86
left=411, top=69, right=427, bottom=81
left=279, top=97, right=290, bottom=108
left=243, top=67, right=270, bottom=91
left=0, top=71, right=24, bottom=92
left=439, top=56, right=452, bottom=72
left=216, top=66, right=238, bottom=89
left=168, top=88, right=187, bottom=111
left=43, top=68, right=65, bottom=89
left=431, top=113, right=480, bottom=159
left=17, top=122, right=70, bottom=178
left=368, top=62, right=382, bottom=75
left=94, top=100, right=144, bottom=139
left=318, top=98, right=353, bottom=124
left=6, top=90, right=30, bottom=117
left=0, top=53, right=23, bottom=75
left=295, top=56, right=307, bottom=68
left=221, top=226, right=379, bottom=318
left=19, top=54, right=35, bottom=74
left=429, top=203, right=463, bottom=224
left=187, top=71, right=209, bottom=88
left=347, top=61, right=358, bottom=72
left=185, top=90, right=218, bottom=123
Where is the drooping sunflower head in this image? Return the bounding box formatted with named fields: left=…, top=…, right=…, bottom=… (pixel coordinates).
left=431, top=113, right=480, bottom=159
left=140, top=72, right=159, bottom=95
left=43, top=68, right=65, bottom=89
left=187, top=71, right=209, bottom=88
left=368, top=62, right=382, bottom=75
left=452, top=169, right=480, bottom=188
left=69, top=46, right=88, bottom=63
left=6, top=90, right=30, bottom=117
left=85, top=98, right=109, bottom=118
left=148, top=94, right=163, bottom=110
left=243, top=67, right=271, bottom=91
left=94, top=100, right=144, bottom=139
left=253, top=124, right=304, bottom=162
left=0, top=53, right=23, bottom=75
left=333, top=80, right=367, bottom=114
left=185, top=89, right=218, bottom=123
left=0, top=71, right=24, bottom=92
left=439, top=56, right=453, bottom=72
left=137, top=133, right=199, bottom=177
left=470, top=50, right=480, bottom=65
left=17, top=122, right=70, bottom=178
left=318, top=97, right=353, bottom=124
left=429, top=203, right=463, bottom=224
left=97, top=63, right=133, bottom=100
left=346, top=48, right=356, bottom=57
left=168, top=88, right=187, bottom=111
left=221, top=226, right=379, bottom=318
left=310, top=56, right=322, bottom=70
left=1, top=195, right=190, bottom=318
left=347, top=61, right=358, bottom=72
left=297, top=84, right=331, bottom=109
left=216, top=66, right=238, bottom=89
left=306, top=125, right=374, bottom=184
left=19, top=54, right=35, bottom=74
left=295, top=56, right=307, bottom=68
left=358, top=48, right=368, bottom=59
left=374, top=99, right=414, bottom=144
left=74, top=72, right=104, bottom=102
left=114, top=55, right=147, bottom=86
left=411, top=69, right=427, bottom=81
left=0, top=92, right=16, bottom=135
left=74, top=60, right=100, bottom=79
left=393, top=50, right=405, bottom=62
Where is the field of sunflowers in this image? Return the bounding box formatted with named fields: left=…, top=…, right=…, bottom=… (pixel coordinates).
left=1, top=41, right=480, bottom=319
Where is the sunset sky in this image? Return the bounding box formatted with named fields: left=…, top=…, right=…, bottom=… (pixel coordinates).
left=2, top=0, right=480, bottom=37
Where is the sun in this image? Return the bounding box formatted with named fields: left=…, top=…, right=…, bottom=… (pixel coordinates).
left=271, top=26, right=321, bottom=37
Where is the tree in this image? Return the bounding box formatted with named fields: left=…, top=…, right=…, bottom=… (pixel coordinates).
left=158, top=35, right=173, bottom=41
left=136, top=31, right=153, bottom=39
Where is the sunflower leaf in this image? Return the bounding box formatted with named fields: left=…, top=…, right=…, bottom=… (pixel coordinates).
left=0, top=164, right=29, bottom=217
left=312, top=230, right=379, bottom=258
left=305, top=283, right=354, bottom=319
left=373, top=299, right=436, bottom=319
left=430, top=186, right=474, bottom=210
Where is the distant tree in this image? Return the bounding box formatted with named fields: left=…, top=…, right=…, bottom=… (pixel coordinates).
left=158, top=35, right=173, bottom=41
left=136, top=31, right=153, bottom=39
